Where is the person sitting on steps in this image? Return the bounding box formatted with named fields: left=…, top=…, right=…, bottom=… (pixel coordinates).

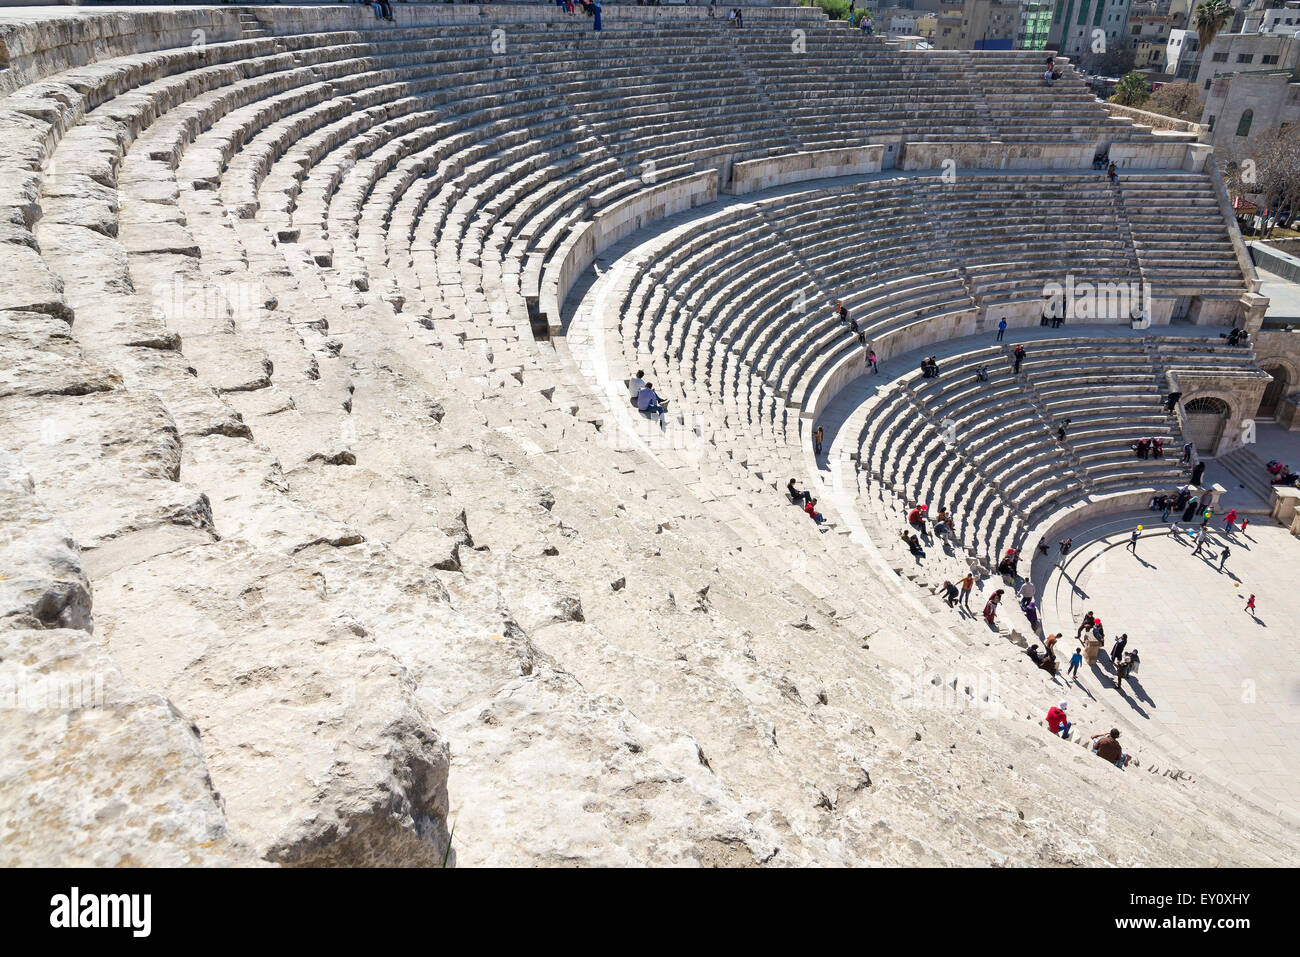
left=787, top=478, right=812, bottom=506
left=636, top=381, right=668, bottom=419
left=1091, top=728, right=1131, bottom=768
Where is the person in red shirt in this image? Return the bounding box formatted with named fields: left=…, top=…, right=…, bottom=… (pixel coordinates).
left=804, top=498, right=825, bottom=525
left=1046, top=700, right=1071, bottom=738
left=1222, top=508, right=1238, bottom=534
left=907, top=504, right=927, bottom=526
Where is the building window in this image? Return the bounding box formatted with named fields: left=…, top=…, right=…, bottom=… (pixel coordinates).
left=1208, top=115, right=1215, bottom=131
left=1236, top=53, right=1254, bottom=63
left=1263, top=54, right=1280, bottom=65
left=1205, top=79, right=1213, bottom=89
left=1212, top=51, right=1229, bottom=62
left=1236, top=109, right=1253, bottom=137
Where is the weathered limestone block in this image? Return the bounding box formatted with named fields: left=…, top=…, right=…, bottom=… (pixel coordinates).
left=0, top=451, right=91, bottom=632
left=0, top=309, right=121, bottom=398
left=0, top=392, right=216, bottom=568
left=0, top=243, right=72, bottom=319
left=93, top=539, right=453, bottom=866
left=0, top=627, right=252, bottom=867
left=445, top=667, right=779, bottom=867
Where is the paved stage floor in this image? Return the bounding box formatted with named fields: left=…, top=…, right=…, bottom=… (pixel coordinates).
left=1041, top=517, right=1300, bottom=819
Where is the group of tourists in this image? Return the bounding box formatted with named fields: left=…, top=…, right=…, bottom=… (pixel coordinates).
left=787, top=479, right=826, bottom=526
left=555, top=0, right=603, bottom=29
left=1130, top=436, right=1165, bottom=459
left=899, top=501, right=961, bottom=564
left=833, top=301, right=875, bottom=361
left=919, top=355, right=941, bottom=378
left=1070, top=613, right=1142, bottom=692
left=1267, top=459, right=1300, bottom=486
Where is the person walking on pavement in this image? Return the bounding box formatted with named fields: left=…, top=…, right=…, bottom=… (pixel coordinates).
left=1222, top=508, right=1238, bottom=535
left=996, top=317, right=1007, bottom=342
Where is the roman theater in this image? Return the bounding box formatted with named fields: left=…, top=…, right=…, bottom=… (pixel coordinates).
left=0, top=1, right=1297, bottom=867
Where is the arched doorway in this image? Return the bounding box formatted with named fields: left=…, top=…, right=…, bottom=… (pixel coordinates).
left=1186, top=396, right=1230, bottom=454
left=1257, top=364, right=1290, bottom=419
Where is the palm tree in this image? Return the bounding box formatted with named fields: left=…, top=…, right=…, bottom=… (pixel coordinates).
left=1109, top=71, right=1150, bottom=108
left=1190, top=0, right=1233, bottom=82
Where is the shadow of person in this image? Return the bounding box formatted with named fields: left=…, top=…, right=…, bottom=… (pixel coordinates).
left=1110, top=680, right=1150, bottom=718
left=1134, top=555, right=1157, bottom=570
left=1070, top=676, right=1098, bottom=702
left=1126, top=675, right=1155, bottom=706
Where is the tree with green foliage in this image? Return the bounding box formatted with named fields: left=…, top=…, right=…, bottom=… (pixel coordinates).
left=1109, top=72, right=1151, bottom=108
left=801, top=0, right=854, bottom=21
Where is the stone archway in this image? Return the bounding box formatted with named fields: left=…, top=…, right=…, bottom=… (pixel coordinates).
left=1185, top=396, right=1230, bottom=454
left=1258, top=363, right=1291, bottom=419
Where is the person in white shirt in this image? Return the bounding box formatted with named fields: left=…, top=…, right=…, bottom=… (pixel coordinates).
left=628, top=370, right=645, bottom=402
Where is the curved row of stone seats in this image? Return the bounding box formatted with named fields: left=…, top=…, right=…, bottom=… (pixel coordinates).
left=857, top=347, right=1060, bottom=560
left=6, top=12, right=1187, bottom=428
left=854, top=336, right=1199, bottom=563
left=600, top=168, right=1256, bottom=477
left=1119, top=173, right=1247, bottom=295
left=541, top=33, right=802, bottom=170
left=730, top=30, right=1157, bottom=147
left=1157, top=336, right=1264, bottom=375
left=957, top=54, right=1178, bottom=142
left=247, top=25, right=811, bottom=354
left=1014, top=337, right=1187, bottom=493
left=909, top=175, right=1138, bottom=306
left=755, top=183, right=973, bottom=405
left=0, top=36, right=303, bottom=584
left=897, top=348, right=1082, bottom=542
left=761, top=172, right=1254, bottom=426
left=616, top=208, right=807, bottom=465
left=5, top=16, right=1232, bottom=553
left=113, top=29, right=650, bottom=366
